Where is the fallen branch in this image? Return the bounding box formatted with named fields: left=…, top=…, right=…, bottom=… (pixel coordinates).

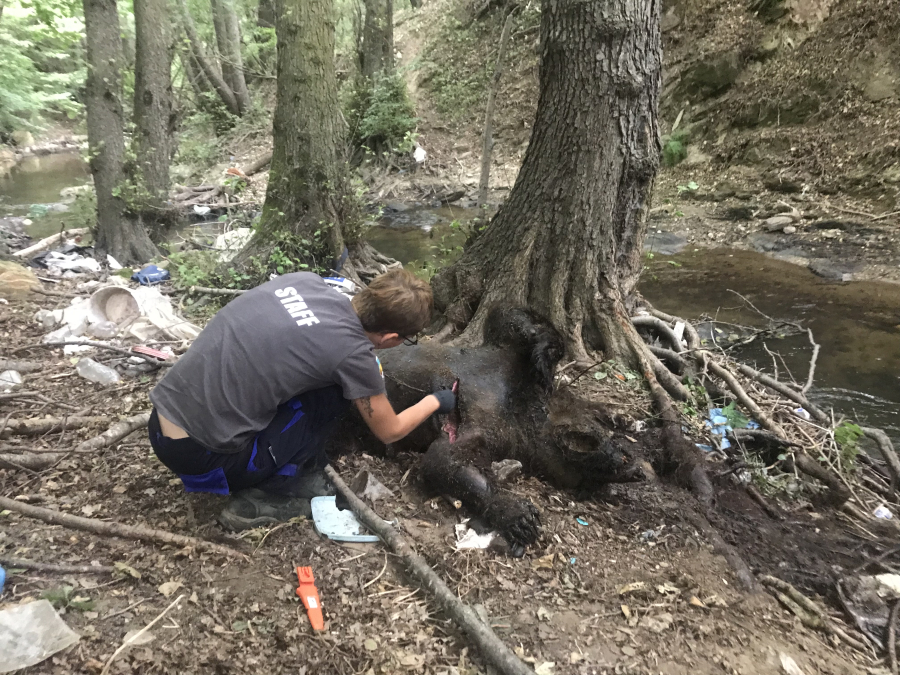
left=324, top=465, right=534, bottom=675
left=0, top=452, right=61, bottom=470
left=0, top=556, right=116, bottom=574
left=242, top=150, right=272, bottom=176
left=0, top=359, right=43, bottom=373
left=734, top=362, right=828, bottom=423
left=75, top=412, right=151, bottom=453
left=188, top=285, right=246, bottom=296
left=13, top=227, right=89, bottom=258
left=0, top=496, right=245, bottom=558
left=1, top=416, right=107, bottom=438
left=760, top=575, right=869, bottom=652
left=801, top=329, right=820, bottom=394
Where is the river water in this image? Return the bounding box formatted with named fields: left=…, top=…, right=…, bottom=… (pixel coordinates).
left=4, top=156, right=898, bottom=445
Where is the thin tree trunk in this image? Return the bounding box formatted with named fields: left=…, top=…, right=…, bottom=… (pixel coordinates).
left=477, top=11, right=514, bottom=209
left=359, top=0, right=393, bottom=79
left=239, top=0, right=345, bottom=264
left=177, top=0, right=242, bottom=116
left=83, top=0, right=159, bottom=265
left=134, top=0, right=175, bottom=208
left=211, top=0, right=251, bottom=113
left=433, top=0, right=661, bottom=364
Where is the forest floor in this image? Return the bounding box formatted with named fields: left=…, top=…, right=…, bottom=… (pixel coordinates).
left=0, top=283, right=889, bottom=675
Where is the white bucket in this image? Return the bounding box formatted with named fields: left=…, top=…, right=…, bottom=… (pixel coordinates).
left=88, top=287, right=141, bottom=326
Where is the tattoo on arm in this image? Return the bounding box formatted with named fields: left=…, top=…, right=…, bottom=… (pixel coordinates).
left=359, top=396, right=374, bottom=418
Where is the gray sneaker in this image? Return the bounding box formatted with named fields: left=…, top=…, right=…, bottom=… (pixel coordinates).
left=218, top=489, right=314, bottom=531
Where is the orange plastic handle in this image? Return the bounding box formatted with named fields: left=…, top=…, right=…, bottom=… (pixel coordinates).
left=296, top=566, right=324, bottom=630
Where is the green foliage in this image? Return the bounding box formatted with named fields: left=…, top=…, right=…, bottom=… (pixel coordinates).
left=834, top=421, right=863, bottom=464
left=41, top=585, right=96, bottom=611
left=676, top=180, right=699, bottom=195
left=662, top=129, right=690, bottom=167
left=346, top=71, right=418, bottom=154
left=722, top=401, right=750, bottom=428
left=245, top=26, right=277, bottom=78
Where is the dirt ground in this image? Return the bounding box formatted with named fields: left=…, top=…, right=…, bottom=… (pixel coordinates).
left=1, top=287, right=891, bottom=675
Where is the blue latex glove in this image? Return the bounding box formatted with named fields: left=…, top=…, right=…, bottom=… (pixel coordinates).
left=431, top=389, right=457, bottom=414
left=0, top=565, right=5, bottom=596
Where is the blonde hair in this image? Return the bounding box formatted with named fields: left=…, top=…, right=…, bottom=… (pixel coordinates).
left=352, top=269, right=433, bottom=337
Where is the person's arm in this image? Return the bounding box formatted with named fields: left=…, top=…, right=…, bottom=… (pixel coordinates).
left=355, top=393, right=441, bottom=444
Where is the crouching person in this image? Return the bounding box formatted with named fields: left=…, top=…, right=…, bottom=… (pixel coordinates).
left=147, top=269, right=456, bottom=530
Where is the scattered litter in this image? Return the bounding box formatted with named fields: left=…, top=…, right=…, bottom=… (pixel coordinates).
left=874, top=505, right=893, bottom=520
left=310, top=496, right=383, bottom=543
left=793, top=407, right=811, bottom=420
left=0, top=599, right=80, bottom=673
left=695, top=443, right=715, bottom=453
left=75, top=358, right=121, bottom=385
left=295, top=566, right=324, bottom=631
left=631, top=420, right=647, bottom=433
left=30, top=245, right=101, bottom=276
left=875, top=574, right=900, bottom=597
left=0, top=564, right=5, bottom=595
left=454, top=523, right=496, bottom=550
left=88, top=285, right=200, bottom=341
left=132, top=345, right=173, bottom=361
left=704, top=407, right=760, bottom=450
left=106, top=254, right=122, bottom=270
left=0, top=370, right=23, bottom=393
left=569, top=557, right=576, bottom=565
left=131, top=264, right=171, bottom=285
left=193, top=204, right=211, bottom=217
left=576, top=517, right=589, bottom=526
left=323, top=276, right=359, bottom=299
left=413, top=145, right=427, bottom=164
left=491, top=458, right=522, bottom=482
left=214, top=228, right=253, bottom=262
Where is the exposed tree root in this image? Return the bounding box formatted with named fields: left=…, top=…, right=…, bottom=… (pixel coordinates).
left=760, top=575, right=871, bottom=653
left=0, top=415, right=108, bottom=438
left=0, top=556, right=116, bottom=574
left=682, top=510, right=761, bottom=593
left=861, top=427, right=900, bottom=495
left=325, top=465, right=534, bottom=675
left=0, top=496, right=244, bottom=558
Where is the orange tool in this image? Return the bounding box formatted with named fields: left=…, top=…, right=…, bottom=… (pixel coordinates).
left=295, top=566, right=324, bottom=631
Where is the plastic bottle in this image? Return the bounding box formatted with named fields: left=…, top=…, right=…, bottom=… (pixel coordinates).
left=75, top=358, right=120, bottom=385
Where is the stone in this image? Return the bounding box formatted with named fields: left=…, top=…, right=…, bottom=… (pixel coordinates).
left=683, top=146, right=712, bottom=166
left=11, top=130, right=34, bottom=147
left=679, top=52, right=742, bottom=99
left=644, top=231, right=689, bottom=255
left=0, top=261, right=39, bottom=301
left=765, top=215, right=796, bottom=231
left=808, top=258, right=857, bottom=282
left=747, top=232, right=781, bottom=252
left=783, top=225, right=797, bottom=234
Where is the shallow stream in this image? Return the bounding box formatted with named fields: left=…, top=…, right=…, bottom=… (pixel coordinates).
left=4, top=157, right=898, bottom=446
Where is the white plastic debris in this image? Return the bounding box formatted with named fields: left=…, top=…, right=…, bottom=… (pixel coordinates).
left=873, top=505, right=894, bottom=520
left=213, top=227, right=253, bottom=262
left=106, top=254, right=123, bottom=270
left=875, top=574, right=900, bottom=596
left=310, top=496, right=381, bottom=543
left=41, top=250, right=102, bottom=275
left=88, top=285, right=201, bottom=341
left=0, top=370, right=23, bottom=392
left=75, top=357, right=120, bottom=385
left=193, top=204, right=211, bottom=216
left=34, top=309, right=59, bottom=329
left=87, top=320, right=118, bottom=339
left=793, top=407, right=811, bottom=420
left=414, top=145, right=427, bottom=164
left=0, top=599, right=80, bottom=672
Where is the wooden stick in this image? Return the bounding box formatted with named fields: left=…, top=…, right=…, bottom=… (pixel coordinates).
left=100, top=594, right=185, bottom=675
left=801, top=329, right=820, bottom=394
left=188, top=285, right=246, bottom=296
left=74, top=412, right=150, bottom=452
left=0, top=416, right=107, bottom=438
left=323, top=465, right=534, bottom=675
left=734, top=362, right=828, bottom=423
left=0, top=496, right=245, bottom=558
left=861, top=427, right=900, bottom=494
left=0, top=359, right=43, bottom=373
left=0, top=556, right=116, bottom=574
left=0, top=452, right=61, bottom=470
left=13, top=227, right=89, bottom=258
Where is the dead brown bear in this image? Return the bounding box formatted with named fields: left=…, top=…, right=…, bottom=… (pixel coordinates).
left=330, top=308, right=655, bottom=556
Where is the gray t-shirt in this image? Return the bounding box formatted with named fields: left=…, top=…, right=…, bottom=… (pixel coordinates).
left=150, top=272, right=385, bottom=453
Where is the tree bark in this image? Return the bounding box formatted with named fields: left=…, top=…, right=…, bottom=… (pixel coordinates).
left=257, top=0, right=275, bottom=28
left=433, top=0, right=661, bottom=364
left=477, top=11, right=514, bottom=208
left=210, top=0, right=252, bottom=113
left=177, top=0, right=242, bottom=116
left=359, top=0, right=393, bottom=79
left=83, top=0, right=159, bottom=265
left=134, top=0, right=175, bottom=208
left=239, top=0, right=346, bottom=266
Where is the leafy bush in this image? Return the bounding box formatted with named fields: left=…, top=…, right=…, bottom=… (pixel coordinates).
left=662, top=129, right=690, bottom=167
left=346, top=71, right=418, bottom=154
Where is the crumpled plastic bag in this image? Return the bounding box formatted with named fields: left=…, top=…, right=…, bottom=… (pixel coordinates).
left=0, top=599, right=80, bottom=673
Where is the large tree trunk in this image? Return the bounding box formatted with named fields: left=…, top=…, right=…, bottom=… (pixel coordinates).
left=433, top=0, right=661, bottom=364
left=238, top=0, right=345, bottom=265
left=133, top=0, right=175, bottom=209
left=359, top=0, right=393, bottom=79
left=210, top=0, right=252, bottom=113
left=83, top=0, right=158, bottom=265
left=177, top=0, right=242, bottom=116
